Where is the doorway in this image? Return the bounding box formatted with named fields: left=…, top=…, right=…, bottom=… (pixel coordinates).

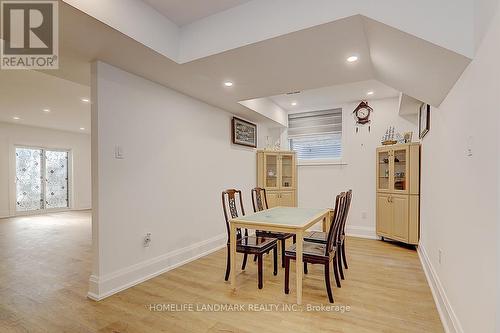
left=15, top=147, right=70, bottom=213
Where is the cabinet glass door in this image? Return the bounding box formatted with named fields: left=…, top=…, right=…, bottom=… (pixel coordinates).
left=280, top=154, right=294, bottom=189
left=264, top=154, right=279, bottom=189
left=377, top=150, right=390, bottom=191
left=393, top=148, right=408, bottom=192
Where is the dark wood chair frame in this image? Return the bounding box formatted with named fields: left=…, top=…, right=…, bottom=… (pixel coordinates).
left=251, top=187, right=296, bottom=267
left=303, top=189, right=352, bottom=283
left=284, top=192, right=346, bottom=303
left=222, top=189, right=278, bottom=289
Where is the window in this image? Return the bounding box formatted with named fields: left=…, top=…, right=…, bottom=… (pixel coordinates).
left=288, top=108, right=342, bottom=161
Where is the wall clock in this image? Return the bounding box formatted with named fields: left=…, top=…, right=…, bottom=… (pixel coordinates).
left=353, top=100, right=373, bottom=132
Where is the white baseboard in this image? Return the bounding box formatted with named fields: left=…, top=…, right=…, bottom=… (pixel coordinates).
left=417, top=245, right=463, bottom=333
left=345, top=225, right=378, bottom=239
left=87, top=233, right=227, bottom=301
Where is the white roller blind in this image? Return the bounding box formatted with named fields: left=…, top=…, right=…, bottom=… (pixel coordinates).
left=288, top=108, right=342, bottom=160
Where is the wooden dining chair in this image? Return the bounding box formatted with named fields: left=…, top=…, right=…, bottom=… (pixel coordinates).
left=251, top=187, right=296, bottom=267
left=222, top=189, right=278, bottom=289
left=304, top=190, right=352, bottom=281
left=284, top=192, right=346, bottom=303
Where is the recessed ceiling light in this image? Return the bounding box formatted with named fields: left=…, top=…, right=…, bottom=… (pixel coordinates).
left=12, top=116, right=20, bottom=120
left=347, top=55, right=359, bottom=63
left=43, top=108, right=51, bottom=112
left=81, top=98, right=90, bottom=103
left=224, top=81, right=233, bottom=87
left=79, top=127, right=85, bottom=131
left=291, top=102, right=297, bottom=106
left=367, top=91, right=374, bottom=96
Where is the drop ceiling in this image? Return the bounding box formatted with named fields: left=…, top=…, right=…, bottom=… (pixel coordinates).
left=0, top=70, right=90, bottom=133
left=142, top=0, right=251, bottom=26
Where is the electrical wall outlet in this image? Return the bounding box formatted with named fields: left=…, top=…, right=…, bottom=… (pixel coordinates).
left=144, top=233, right=151, bottom=247
left=438, top=249, right=442, bottom=265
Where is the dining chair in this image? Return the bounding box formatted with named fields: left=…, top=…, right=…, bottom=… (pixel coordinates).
left=284, top=192, right=346, bottom=303
left=304, top=190, right=352, bottom=280
left=251, top=187, right=296, bottom=267
left=222, top=189, right=278, bottom=289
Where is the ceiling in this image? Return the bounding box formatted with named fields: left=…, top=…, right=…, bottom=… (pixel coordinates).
left=0, top=70, right=91, bottom=133
left=4, top=2, right=472, bottom=132
left=269, top=80, right=399, bottom=113
left=142, top=0, right=251, bottom=26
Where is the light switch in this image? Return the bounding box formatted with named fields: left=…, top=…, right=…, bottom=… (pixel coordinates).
left=114, top=145, right=124, bottom=159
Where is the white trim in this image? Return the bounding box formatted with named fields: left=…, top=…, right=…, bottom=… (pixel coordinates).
left=417, top=244, right=463, bottom=333
left=87, top=233, right=227, bottom=301
left=345, top=225, right=378, bottom=239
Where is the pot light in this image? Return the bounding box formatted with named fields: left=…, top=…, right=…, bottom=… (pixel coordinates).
left=224, top=81, right=234, bottom=87
left=79, top=127, right=85, bottom=131
left=43, top=108, right=51, bottom=112
left=81, top=98, right=90, bottom=103
left=347, top=55, right=359, bottom=63
left=367, top=91, right=374, bottom=96
left=291, top=102, right=297, bottom=106
left=12, top=116, right=20, bottom=120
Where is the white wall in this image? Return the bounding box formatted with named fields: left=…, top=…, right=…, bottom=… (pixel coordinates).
left=419, top=4, right=500, bottom=332
left=284, top=98, right=417, bottom=237
left=89, top=62, right=270, bottom=299
left=0, top=122, right=91, bottom=217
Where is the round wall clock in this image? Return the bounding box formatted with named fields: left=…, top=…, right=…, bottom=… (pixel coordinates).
left=353, top=101, right=373, bottom=132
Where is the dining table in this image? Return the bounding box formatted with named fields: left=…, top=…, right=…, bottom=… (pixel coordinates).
left=229, top=206, right=332, bottom=304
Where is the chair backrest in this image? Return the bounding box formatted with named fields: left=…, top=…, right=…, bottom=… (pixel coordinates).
left=251, top=187, right=268, bottom=212
left=339, top=189, right=352, bottom=238
left=222, top=189, right=247, bottom=243
left=325, top=192, right=346, bottom=256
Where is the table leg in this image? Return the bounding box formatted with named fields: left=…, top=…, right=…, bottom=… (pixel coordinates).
left=230, top=223, right=237, bottom=288
left=295, top=230, right=303, bottom=304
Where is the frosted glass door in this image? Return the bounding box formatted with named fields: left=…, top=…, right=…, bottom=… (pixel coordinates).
left=45, top=150, right=69, bottom=209
left=16, top=148, right=43, bottom=212
left=15, top=147, right=69, bottom=213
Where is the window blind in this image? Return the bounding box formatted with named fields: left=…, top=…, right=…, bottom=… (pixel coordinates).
left=288, top=108, right=342, bottom=160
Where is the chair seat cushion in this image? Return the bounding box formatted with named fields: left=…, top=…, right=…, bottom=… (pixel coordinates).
left=304, top=231, right=327, bottom=243
left=285, top=241, right=333, bottom=259
left=236, top=236, right=276, bottom=252
left=304, top=231, right=345, bottom=244
left=256, top=230, right=294, bottom=240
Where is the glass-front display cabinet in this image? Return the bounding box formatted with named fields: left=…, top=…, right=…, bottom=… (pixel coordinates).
left=376, top=143, right=420, bottom=245
left=257, top=151, right=297, bottom=207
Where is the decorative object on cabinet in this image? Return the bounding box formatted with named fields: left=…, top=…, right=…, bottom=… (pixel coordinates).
left=353, top=100, right=373, bottom=132
left=419, top=103, right=430, bottom=139
left=403, top=131, right=413, bottom=143
left=376, top=143, right=420, bottom=245
left=232, top=117, right=257, bottom=148
left=381, top=126, right=397, bottom=145
left=257, top=151, right=297, bottom=207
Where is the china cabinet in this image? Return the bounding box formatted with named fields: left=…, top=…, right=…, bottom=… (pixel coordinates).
left=257, top=151, right=297, bottom=207
left=376, top=143, right=420, bottom=245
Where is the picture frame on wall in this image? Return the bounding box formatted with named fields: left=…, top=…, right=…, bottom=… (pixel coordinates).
left=419, top=103, right=430, bottom=139
left=232, top=117, right=257, bottom=148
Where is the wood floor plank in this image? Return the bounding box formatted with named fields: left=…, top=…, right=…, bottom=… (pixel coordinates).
left=0, top=212, right=443, bottom=332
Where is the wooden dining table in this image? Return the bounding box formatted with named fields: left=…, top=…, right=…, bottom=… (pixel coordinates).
left=229, top=206, right=331, bottom=304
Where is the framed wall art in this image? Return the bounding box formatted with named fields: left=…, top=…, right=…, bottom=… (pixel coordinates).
left=419, top=103, right=430, bottom=139
left=232, top=117, right=257, bottom=148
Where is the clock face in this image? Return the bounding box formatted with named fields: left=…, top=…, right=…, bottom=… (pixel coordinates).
left=357, top=107, right=369, bottom=119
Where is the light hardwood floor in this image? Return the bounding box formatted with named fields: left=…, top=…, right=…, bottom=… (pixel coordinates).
left=0, top=211, right=443, bottom=332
